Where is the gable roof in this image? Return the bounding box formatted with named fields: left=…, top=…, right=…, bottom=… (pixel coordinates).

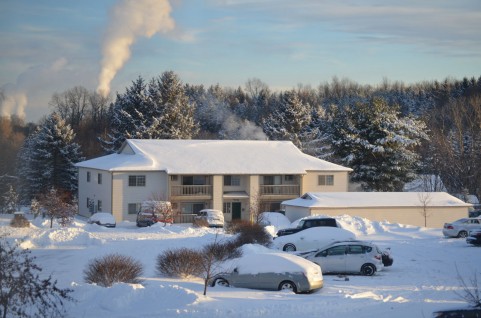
left=76, top=139, right=352, bottom=174
left=282, top=192, right=472, bottom=208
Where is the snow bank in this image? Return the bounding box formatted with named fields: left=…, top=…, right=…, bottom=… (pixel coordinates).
left=20, top=227, right=103, bottom=249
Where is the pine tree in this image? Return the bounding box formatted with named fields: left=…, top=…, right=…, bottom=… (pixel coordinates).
left=2, top=185, right=18, bottom=214
left=101, top=72, right=198, bottom=152
left=328, top=97, right=428, bottom=191
left=150, top=71, right=198, bottom=139
left=16, top=113, right=84, bottom=201
left=262, top=90, right=313, bottom=150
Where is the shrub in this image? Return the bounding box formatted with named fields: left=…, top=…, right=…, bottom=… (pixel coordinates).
left=0, top=237, right=74, bottom=318
left=156, top=248, right=203, bottom=278
left=228, top=221, right=272, bottom=247
left=10, top=213, right=30, bottom=228
left=84, top=254, right=144, bottom=287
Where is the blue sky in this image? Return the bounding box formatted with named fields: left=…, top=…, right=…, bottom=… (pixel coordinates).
left=1, top=0, right=480, bottom=122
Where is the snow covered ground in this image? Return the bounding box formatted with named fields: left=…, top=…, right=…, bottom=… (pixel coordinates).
left=1, top=213, right=480, bottom=318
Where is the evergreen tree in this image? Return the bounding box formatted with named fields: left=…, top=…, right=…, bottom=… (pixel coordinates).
left=16, top=113, right=83, bottom=201
left=101, top=72, right=198, bottom=152
left=149, top=71, right=198, bottom=140
left=2, top=185, right=18, bottom=214
left=262, top=90, right=313, bottom=151
left=328, top=97, right=428, bottom=191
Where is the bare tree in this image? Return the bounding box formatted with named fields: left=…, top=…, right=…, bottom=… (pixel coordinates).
left=418, top=192, right=432, bottom=227
left=454, top=265, right=481, bottom=308
left=39, top=188, right=76, bottom=228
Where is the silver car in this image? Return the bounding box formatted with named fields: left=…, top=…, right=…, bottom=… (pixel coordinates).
left=442, top=217, right=481, bottom=238
left=302, top=241, right=384, bottom=276
left=210, top=253, right=324, bottom=293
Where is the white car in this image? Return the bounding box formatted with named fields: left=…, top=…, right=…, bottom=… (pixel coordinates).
left=273, top=227, right=356, bottom=252
left=88, top=212, right=116, bottom=228
left=302, top=240, right=384, bottom=276
left=194, top=209, right=224, bottom=228
left=442, top=217, right=481, bottom=238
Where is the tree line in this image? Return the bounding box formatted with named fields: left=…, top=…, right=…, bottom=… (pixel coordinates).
left=1, top=72, right=480, bottom=210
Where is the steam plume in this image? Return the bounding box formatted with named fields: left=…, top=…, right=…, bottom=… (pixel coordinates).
left=97, top=0, right=175, bottom=96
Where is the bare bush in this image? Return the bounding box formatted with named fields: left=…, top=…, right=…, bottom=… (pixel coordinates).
left=228, top=221, right=272, bottom=247
left=0, top=237, right=74, bottom=318
left=156, top=248, right=203, bottom=278
left=204, top=240, right=242, bottom=262
left=455, top=266, right=481, bottom=308
left=9, top=213, right=30, bottom=228
left=84, top=254, right=144, bottom=287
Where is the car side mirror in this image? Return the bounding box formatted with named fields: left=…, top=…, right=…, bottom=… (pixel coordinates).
left=233, top=268, right=238, bottom=273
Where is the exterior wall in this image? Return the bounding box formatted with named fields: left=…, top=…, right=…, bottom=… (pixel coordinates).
left=284, top=205, right=469, bottom=228
left=111, top=171, right=168, bottom=222
left=212, top=175, right=223, bottom=211
left=77, top=167, right=112, bottom=217
left=302, top=171, right=349, bottom=193
left=248, top=175, right=260, bottom=221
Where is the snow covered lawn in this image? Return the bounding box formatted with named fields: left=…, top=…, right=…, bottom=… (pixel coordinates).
left=1, top=214, right=480, bottom=317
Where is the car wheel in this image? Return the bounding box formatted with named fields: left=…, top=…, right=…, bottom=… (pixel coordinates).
left=458, top=231, right=468, bottom=238
left=214, top=278, right=229, bottom=287
left=361, top=264, right=376, bottom=276
left=283, top=244, right=296, bottom=252
left=279, top=280, right=297, bottom=293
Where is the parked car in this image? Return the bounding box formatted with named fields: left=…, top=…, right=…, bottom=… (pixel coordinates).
left=88, top=212, right=116, bottom=228
left=258, top=212, right=291, bottom=229
left=136, top=201, right=173, bottom=227
left=193, top=209, right=224, bottom=228
left=276, top=216, right=341, bottom=237
left=442, top=217, right=481, bottom=238
left=301, top=240, right=386, bottom=276
left=210, top=252, right=323, bottom=293
left=466, top=229, right=481, bottom=246
left=273, top=227, right=356, bottom=252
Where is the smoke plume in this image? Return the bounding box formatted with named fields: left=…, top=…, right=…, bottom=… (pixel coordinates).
left=97, top=0, right=175, bottom=96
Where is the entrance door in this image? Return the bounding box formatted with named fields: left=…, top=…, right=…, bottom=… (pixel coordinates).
left=232, top=202, right=241, bottom=220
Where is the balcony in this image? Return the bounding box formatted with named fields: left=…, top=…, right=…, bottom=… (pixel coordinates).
left=260, top=185, right=300, bottom=196
left=171, top=185, right=212, bottom=197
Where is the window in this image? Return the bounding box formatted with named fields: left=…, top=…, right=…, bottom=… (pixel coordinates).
left=348, top=245, right=364, bottom=254
left=97, top=200, right=102, bottom=212
left=128, top=203, right=141, bottom=214
left=224, top=175, right=241, bottom=186
left=170, top=175, right=178, bottom=181
left=327, top=246, right=346, bottom=256
left=87, top=171, right=91, bottom=182
left=98, top=173, right=102, bottom=184
left=182, top=176, right=206, bottom=185
left=223, top=202, right=231, bottom=214
left=128, top=175, right=146, bottom=187
left=284, top=175, right=294, bottom=181
left=263, top=175, right=281, bottom=185
left=318, top=175, right=334, bottom=186
left=180, top=202, right=205, bottom=214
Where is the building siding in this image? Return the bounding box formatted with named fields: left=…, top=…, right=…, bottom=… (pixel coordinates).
left=302, top=171, right=349, bottom=192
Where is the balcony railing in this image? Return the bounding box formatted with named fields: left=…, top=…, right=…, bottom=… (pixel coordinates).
left=260, top=185, right=300, bottom=196
left=171, top=185, right=212, bottom=196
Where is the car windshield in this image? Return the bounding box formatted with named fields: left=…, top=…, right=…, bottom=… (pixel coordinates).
left=297, top=220, right=305, bottom=228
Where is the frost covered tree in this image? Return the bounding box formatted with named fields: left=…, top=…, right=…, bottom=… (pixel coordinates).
left=101, top=72, right=198, bottom=152
left=328, top=97, right=428, bottom=191
left=2, top=185, right=18, bottom=214
left=0, top=237, right=74, bottom=318
left=16, top=113, right=83, bottom=201
left=262, top=90, right=313, bottom=150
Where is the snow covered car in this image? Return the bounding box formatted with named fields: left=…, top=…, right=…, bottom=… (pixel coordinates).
left=273, top=227, right=356, bottom=252
left=87, top=212, right=116, bottom=228
left=301, top=240, right=385, bottom=276
left=210, top=252, right=323, bottom=293
left=276, top=216, right=341, bottom=237
left=258, top=212, right=291, bottom=229
left=466, top=229, right=481, bottom=246
left=442, top=217, right=481, bottom=238
left=193, top=209, right=224, bottom=228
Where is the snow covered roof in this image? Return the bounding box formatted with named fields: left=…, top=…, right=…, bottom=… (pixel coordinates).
left=282, top=192, right=472, bottom=208
left=75, top=139, right=352, bottom=174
